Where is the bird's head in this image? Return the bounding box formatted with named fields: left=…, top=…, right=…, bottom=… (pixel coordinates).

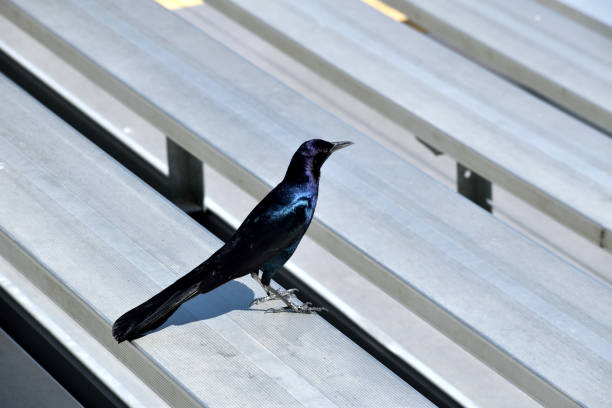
left=284, top=139, right=353, bottom=182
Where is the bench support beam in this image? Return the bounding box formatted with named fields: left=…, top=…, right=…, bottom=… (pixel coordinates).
left=166, top=138, right=204, bottom=214
left=457, top=163, right=492, bottom=212
left=416, top=137, right=443, bottom=156
left=416, top=136, right=492, bottom=212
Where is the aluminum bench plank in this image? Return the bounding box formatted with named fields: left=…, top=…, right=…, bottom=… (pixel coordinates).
left=206, top=0, right=612, bottom=253
left=2, top=1, right=610, bottom=407
left=0, top=254, right=171, bottom=408
left=0, top=75, right=433, bottom=408
left=0, top=26, right=542, bottom=408
left=381, top=0, right=612, bottom=133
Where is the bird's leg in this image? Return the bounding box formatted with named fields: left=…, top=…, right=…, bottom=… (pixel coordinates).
left=249, top=272, right=325, bottom=314
left=263, top=286, right=327, bottom=314
left=250, top=271, right=266, bottom=291
left=250, top=288, right=299, bottom=306
left=249, top=272, right=298, bottom=306
left=264, top=298, right=327, bottom=314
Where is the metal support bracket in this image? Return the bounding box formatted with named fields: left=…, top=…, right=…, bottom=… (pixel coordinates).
left=416, top=137, right=443, bottom=156
left=457, top=164, right=492, bottom=212
left=416, top=135, right=492, bottom=212
left=166, top=138, right=204, bottom=215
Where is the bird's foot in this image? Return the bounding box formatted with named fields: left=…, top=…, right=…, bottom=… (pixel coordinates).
left=250, top=288, right=299, bottom=306
left=265, top=302, right=327, bottom=314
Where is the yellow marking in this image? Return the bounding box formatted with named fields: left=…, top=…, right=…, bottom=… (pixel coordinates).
left=360, top=0, right=427, bottom=32
left=360, top=0, right=408, bottom=22
left=155, top=0, right=203, bottom=10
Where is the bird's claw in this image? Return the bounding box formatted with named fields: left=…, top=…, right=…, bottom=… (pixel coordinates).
left=249, top=288, right=299, bottom=306
left=248, top=283, right=325, bottom=313
left=264, top=302, right=327, bottom=314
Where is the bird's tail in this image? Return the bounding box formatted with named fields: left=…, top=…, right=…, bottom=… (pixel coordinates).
left=112, top=271, right=202, bottom=343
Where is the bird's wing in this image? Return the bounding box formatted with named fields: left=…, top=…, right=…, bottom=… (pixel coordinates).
left=219, top=188, right=314, bottom=275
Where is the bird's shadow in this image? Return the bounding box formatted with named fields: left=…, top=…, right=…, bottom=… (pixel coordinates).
left=148, top=280, right=257, bottom=336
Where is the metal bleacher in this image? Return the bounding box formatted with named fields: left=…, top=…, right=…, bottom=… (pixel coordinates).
left=383, top=0, right=612, bottom=133
left=0, top=75, right=432, bottom=408
left=205, top=0, right=612, bottom=253
left=1, top=1, right=610, bottom=408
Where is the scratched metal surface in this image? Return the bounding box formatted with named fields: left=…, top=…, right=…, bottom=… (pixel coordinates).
left=1, top=1, right=610, bottom=407
left=0, top=76, right=433, bottom=408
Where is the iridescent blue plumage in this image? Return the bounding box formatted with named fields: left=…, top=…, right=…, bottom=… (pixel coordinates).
left=112, top=139, right=352, bottom=342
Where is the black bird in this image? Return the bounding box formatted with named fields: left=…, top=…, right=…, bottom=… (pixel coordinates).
left=112, top=139, right=352, bottom=343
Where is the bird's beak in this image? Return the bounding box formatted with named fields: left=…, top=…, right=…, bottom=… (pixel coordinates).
left=330, top=141, right=354, bottom=153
